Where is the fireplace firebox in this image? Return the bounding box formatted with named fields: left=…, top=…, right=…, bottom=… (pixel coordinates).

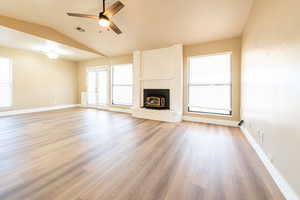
left=143, top=89, right=170, bottom=110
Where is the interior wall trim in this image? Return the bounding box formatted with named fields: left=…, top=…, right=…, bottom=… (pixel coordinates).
left=0, top=104, right=80, bottom=117
left=182, top=115, right=239, bottom=127
left=240, top=126, right=299, bottom=200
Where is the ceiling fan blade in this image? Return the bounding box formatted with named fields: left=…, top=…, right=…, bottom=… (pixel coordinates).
left=103, top=1, right=124, bottom=18
left=67, top=13, right=99, bottom=20
left=109, top=21, right=122, bottom=34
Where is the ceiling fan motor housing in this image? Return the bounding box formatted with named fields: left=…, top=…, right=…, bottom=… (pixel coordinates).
left=99, top=12, right=109, bottom=20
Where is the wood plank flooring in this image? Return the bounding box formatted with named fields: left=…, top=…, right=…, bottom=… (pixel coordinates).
left=0, top=108, right=284, bottom=200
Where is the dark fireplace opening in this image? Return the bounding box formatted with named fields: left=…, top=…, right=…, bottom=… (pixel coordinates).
left=143, top=89, right=170, bottom=110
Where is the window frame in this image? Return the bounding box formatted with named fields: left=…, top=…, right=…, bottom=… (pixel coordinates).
left=187, top=52, right=233, bottom=116
left=86, top=66, right=109, bottom=106
left=0, top=57, right=13, bottom=108
left=111, top=63, right=133, bottom=106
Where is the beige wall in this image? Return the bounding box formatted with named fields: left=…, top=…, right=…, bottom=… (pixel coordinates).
left=0, top=46, right=78, bottom=111
left=241, top=0, right=300, bottom=197
left=0, top=15, right=101, bottom=55
left=183, top=37, right=241, bottom=121
left=77, top=55, right=133, bottom=104
left=77, top=40, right=242, bottom=119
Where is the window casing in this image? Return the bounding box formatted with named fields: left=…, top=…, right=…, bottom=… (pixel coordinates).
left=188, top=53, right=232, bottom=115
left=86, top=64, right=133, bottom=107
left=87, top=66, right=109, bottom=105
left=112, top=64, right=133, bottom=106
left=0, top=58, right=12, bottom=108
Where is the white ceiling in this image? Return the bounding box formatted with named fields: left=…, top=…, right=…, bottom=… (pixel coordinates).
left=0, top=0, right=253, bottom=56
left=0, top=26, right=100, bottom=61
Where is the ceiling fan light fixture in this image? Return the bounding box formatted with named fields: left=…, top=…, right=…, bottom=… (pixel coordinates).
left=67, top=0, right=124, bottom=34
left=98, top=18, right=110, bottom=27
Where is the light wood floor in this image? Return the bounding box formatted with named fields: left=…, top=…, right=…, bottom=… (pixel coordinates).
left=0, top=108, right=284, bottom=200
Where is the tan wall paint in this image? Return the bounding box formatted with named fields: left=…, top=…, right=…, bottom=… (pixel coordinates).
left=78, top=39, right=241, bottom=119
left=0, top=46, right=78, bottom=111
left=183, top=37, right=241, bottom=121
left=0, top=15, right=102, bottom=56
left=241, top=0, right=300, bottom=196
left=77, top=55, right=133, bottom=104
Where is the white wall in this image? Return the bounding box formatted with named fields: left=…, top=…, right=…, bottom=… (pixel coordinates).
left=241, top=0, right=300, bottom=197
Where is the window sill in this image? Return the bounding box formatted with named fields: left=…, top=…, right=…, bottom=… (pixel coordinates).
left=185, top=111, right=234, bottom=119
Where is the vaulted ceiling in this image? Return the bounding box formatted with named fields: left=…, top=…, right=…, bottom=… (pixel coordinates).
left=0, top=0, right=253, bottom=56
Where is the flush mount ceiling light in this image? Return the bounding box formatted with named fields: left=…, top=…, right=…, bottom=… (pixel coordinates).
left=46, top=51, right=59, bottom=59
left=75, top=26, right=86, bottom=32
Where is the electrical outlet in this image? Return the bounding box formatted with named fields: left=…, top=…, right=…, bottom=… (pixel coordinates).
left=266, top=152, right=274, bottom=163
left=269, top=155, right=274, bottom=164
left=257, top=129, right=264, bottom=144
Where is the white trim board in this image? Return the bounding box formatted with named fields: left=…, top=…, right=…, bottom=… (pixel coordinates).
left=0, top=104, right=79, bottom=117
left=183, top=115, right=239, bottom=127
left=240, top=126, right=299, bottom=200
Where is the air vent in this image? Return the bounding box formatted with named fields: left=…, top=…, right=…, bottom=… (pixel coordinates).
left=75, top=27, right=86, bottom=32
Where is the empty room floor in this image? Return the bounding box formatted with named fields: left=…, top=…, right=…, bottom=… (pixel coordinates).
left=0, top=108, right=284, bottom=200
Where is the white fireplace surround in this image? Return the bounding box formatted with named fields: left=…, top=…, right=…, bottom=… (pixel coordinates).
left=81, top=44, right=184, bottom=122
left=131, top=44, right=183, bottom=122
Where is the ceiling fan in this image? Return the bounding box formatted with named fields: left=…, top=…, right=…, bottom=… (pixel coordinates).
left=67, top=0, right=124, bottom=34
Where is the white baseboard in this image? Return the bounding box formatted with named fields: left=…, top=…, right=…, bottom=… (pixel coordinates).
left=0, top=104, right=80, bottom=117
left=182, top=115, right=239, bottom=127
left=240, top=126, right=299, bottom=200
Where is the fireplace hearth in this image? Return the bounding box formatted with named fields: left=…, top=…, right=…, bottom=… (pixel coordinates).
left=143, top=89, right=170, bottom=110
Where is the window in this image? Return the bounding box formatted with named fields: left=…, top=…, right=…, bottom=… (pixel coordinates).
left=112, top=64, right=133, bottom=106
left=87, top=71, right=97, bottom=105
left=97, top=70, right=108, bottom=104
left=188, top=53, right=232, bottom=115
left=87, top=67, right=108, bottom=105
left=0, top=58, right=12, bottom=107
